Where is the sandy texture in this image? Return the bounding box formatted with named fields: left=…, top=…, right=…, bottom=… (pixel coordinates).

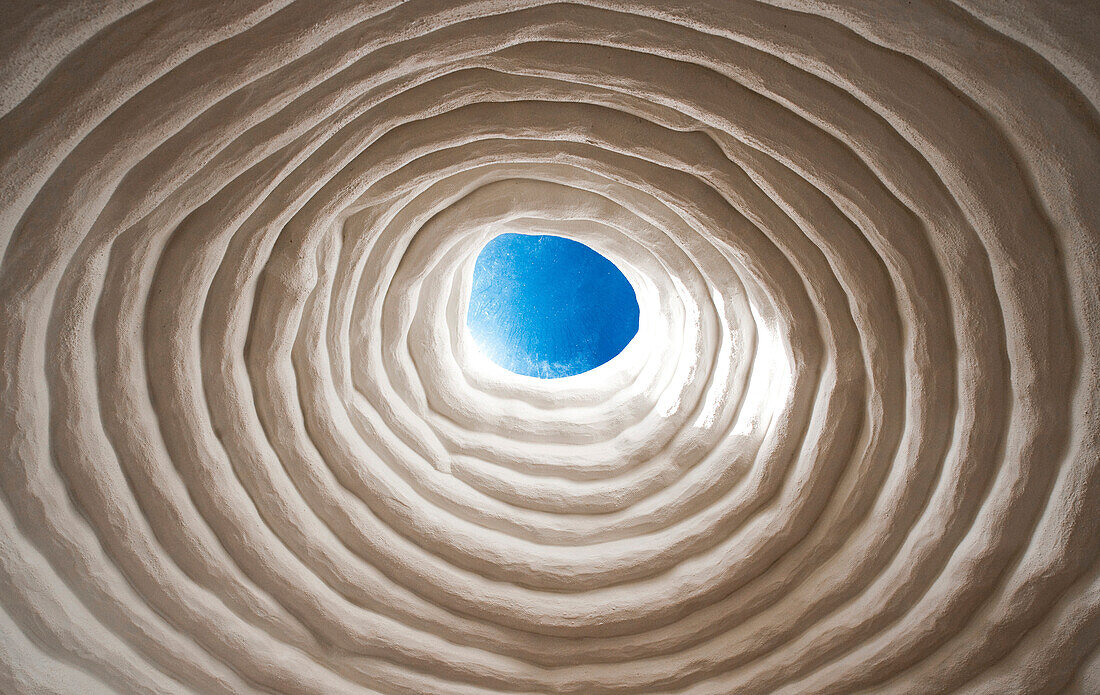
left=1, top=1, right=1098, bottom=693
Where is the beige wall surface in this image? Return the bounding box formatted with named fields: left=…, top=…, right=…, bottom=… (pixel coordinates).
left=0, top=1, right=1098, bottom=693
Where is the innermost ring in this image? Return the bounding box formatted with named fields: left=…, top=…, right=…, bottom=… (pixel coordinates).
left=466, top=233, right=640, bottom=379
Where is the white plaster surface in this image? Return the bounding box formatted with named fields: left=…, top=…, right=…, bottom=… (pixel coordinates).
left=0, top=1, right=1098, bottom=693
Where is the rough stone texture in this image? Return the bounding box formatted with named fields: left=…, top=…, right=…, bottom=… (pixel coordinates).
left=1, top=1, right=1098, bottom=694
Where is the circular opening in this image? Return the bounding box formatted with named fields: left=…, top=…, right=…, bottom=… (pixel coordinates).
left=466, top=233, right=640, bottom=378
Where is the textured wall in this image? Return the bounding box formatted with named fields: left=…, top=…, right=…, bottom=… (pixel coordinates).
left=1, top=1, right=1099, bottom=694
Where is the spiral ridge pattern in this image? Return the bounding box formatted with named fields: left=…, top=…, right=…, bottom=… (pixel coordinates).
left=2, top=1, right=1099, bottom=693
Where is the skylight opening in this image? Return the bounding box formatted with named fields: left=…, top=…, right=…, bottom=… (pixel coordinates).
left=467, top=233, right=640, bottom=379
